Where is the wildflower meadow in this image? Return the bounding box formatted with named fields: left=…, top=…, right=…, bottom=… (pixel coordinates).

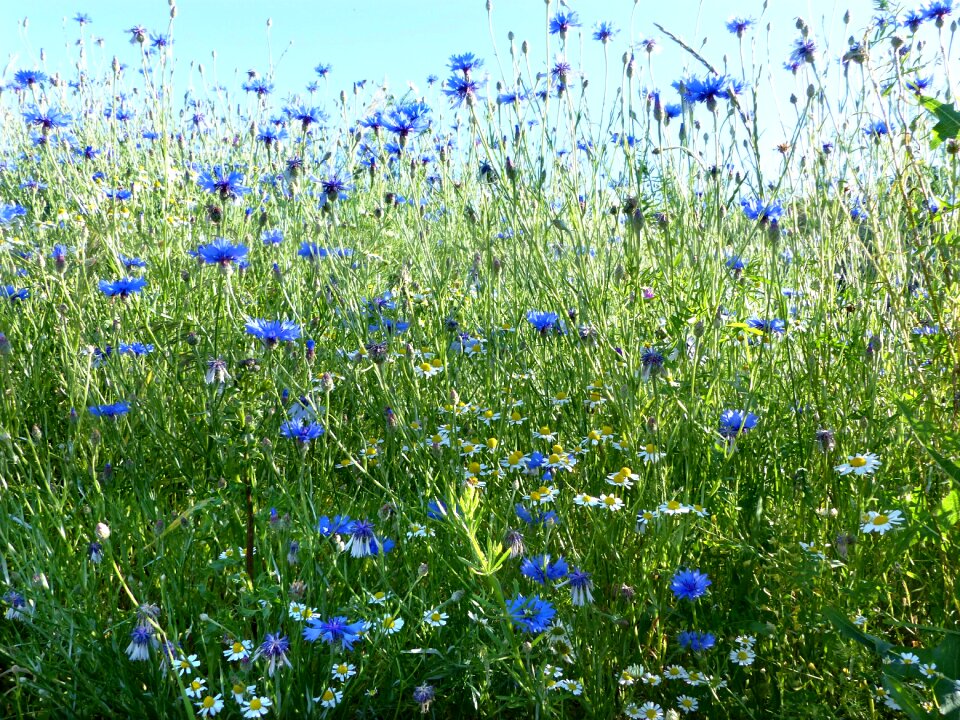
left=0, top=0, right=959, bottom=717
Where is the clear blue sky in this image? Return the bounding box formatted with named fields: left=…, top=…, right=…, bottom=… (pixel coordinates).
left=2, top=0, right=879, bottom=112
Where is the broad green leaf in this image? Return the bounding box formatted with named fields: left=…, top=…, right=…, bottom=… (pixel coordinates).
left=824, top=607, right=893, bottom=655
left=919, top=95, right=960, bottom=148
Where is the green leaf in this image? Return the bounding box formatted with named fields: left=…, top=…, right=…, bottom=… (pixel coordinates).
left=883, top=676, right=931, bottom=720
left=919, top=95, right=960, bottom=148
left=941, top=489, right=960, bottom=528
left=823, top=607, right=893, bottom=655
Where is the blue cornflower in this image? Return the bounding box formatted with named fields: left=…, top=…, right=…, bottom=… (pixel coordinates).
left=14, top=70, right=48, bottom=87
left=318, top=514, right=354, bottom=536
left=149, top=33, right=170, bottom=50
left=2, top=286, right=30, bottom=302
left=371, top=536, right=395, bottom=555
left=74, top=13, right=92, bottom=24
left=726, top=16, right=755, bottom=35
left=664, top=103, right=682, bottom=119
left=719, top=409, right=759, bottom=437
left=673, top=74, right=745, bottom=110
left=725, top=255, right=747, bottom=271
left=117, top=342, right=154, bottom=356
left=303, top=616, right=367, bottom=650
left=789, top=37, right=817, bottom=66
left=286, top=104, right=326, bottom=131
left=497, top=89, right=526, bottom=105
left=23, top=106, right=73, bottom=131
left=567, top=567, right=594, bottom=606
left=903, top=8, right=926, bottom=31
left=119, top=254, right=147, bottom=270
left=196, top=237, right=249, bottom=268
left=320, top=173, right=352, bottom=200
left=526, top=310, right=561, bottom=335
left=257, top=127, right=288, bottom=147
left=197, top=166, right=251, bottom=199
left=520, top=555, right=569, bottom=584
left=678, top=630, right=716, bottom=652
left=0, top=204, right=27, bottom=225
left=261, top=229, right=283, bottom=245
left=444, top=75, right=481, bottom=107
left=88, top=542, right=103, bottom=563
left=99, top=277, right=147, bottom=298
left=924, top=1, right=953, bottom=24
left=88, top=401, right=131, bottom=418
left=367, top=290, right=397, bottom=313
left=427, top=499, right=455, bottom=520
left=863, top=120, right=889, bottom=139
left=670, top=568, right=712, bottom=601
left=549, top=10, right=580, bottom=36
left=242, top=77, right=272, bottom=97
left=245, top=319, right=301, bottom=347
left=449, top=52, right=484, bottom=76
left=314, top=63, right=332, bottom=78
left=506, top=595, right=556, bottom=634
left=740, top=197, right=784, bottom=225
left=746, top=317, right=786, bottom=334
left=640, top=348, right=665, bottom=380
left=126, top=625, right=154, bottom=661
left=382, top=101, right=432, bottom=139
left=254, top=632, right=291, bottom=676
left=346, top=519, right=376, bottom=557
left=280, top=420, right=325, bottom=444
left=592, top=21, right=618, bottom=43
left=906, top=76, right=933, bottom=94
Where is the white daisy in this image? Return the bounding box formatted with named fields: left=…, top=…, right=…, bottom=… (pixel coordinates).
left=423, top=609, right=448, bottom=627
left=242, top=696, right=272, bottom=718
left=196, top=694, right=224, bottom=717
left=860, top=509, right=904, bottom=535
left=315, top=688, right=342, bottom=708
left=638, top=443, right=666, bottom=464
left=223, top=639, right=253, bottom=662
left=835, top=451, right=881, bottom=475
left=332, top=662, right=357, bottom=682
left=599, top=494, right=624, bottom=512
left=380, top=614, right=404, bottom=634
left=730, top=647, right=756, bottom=666
left=677, top=695, right=699, bottom=713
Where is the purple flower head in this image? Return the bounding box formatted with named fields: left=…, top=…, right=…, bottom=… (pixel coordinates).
left=255, top=632, right=291, bottom=676
left=346, top=519, right=376, bottom=557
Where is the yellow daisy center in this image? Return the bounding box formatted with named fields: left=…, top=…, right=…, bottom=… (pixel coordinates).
left=463, top=444, right=475, bottom=453
left=587, top=430, right=600, bottom=440
left=872, top=514, right=888, bottom=526
left=191, top=680, right=201, bottom=691
left=604, top=496, right=617, bottom=506
left=431, top=358, right=442, bottom=368
left=233, top=684, right=244, bottom=695
left=323, top=690, right=335, bottom=701
left=232, top=642, right=244, bottom=653
left=431, top=612, right=441, bottom=621
left=645, top=444, right=656, bottom=453
left=529, top=491, right=541, bottom=501
left=510, top=412, right=522, bottom=421
left=667, top=500, right=681, bottom=511
left=548, top=453, right=561, bottom=464
left=486, top=438, right=498, bottom=449
left=419, top=362, right=432, bottom=372
left=337, top=664, right=348, bottom=673
left=249, top=698, right=262, bottom=710
left=508, top=451, right=524, bottom=464
left=851, top=456, right=867, bottom=468
left=203, top=696, right=215, bottom=709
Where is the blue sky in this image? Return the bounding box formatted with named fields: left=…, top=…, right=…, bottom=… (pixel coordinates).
left=2, top=0, right=879, bottom=110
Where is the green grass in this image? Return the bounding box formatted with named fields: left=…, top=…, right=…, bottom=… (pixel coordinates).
left=0, top=4, right=959, bottom=719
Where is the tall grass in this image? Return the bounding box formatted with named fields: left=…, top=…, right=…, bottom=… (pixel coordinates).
left=0, top=2, right=958, bottom=718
